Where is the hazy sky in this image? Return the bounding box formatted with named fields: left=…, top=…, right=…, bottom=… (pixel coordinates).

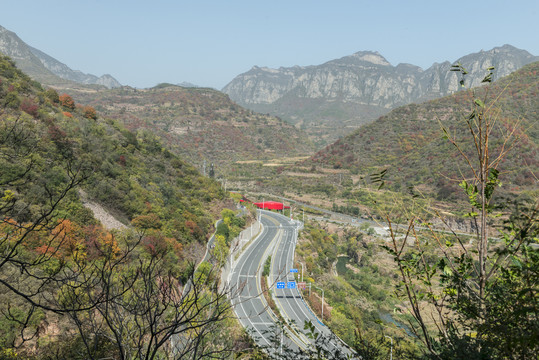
left=1, top=0, right=538, bottom=89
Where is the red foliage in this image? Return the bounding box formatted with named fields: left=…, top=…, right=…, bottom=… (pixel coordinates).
left=184, top=220, right=198, bottom=234
left=142, top=235, right=168, bottom=256
left=63, top=111, right=73, bottom=118
left=118, top=155, right=126, bottom=167
left=48, top=124, right=67, bottom=141
left=20, top=98, right=39, bottom=118
left=83, top=225, right=120, bottom=260
left=35, top=220, right=85, bottom=259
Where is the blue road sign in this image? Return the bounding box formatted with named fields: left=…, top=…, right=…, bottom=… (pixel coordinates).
left=287, top=281, right=296, bottom=289
left=290, top=269, right=298, bottom=273
left=276, top=282, right=285, bottom=289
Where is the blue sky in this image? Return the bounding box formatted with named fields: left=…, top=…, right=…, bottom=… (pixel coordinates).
left=1, top=0, right=538, bottom=89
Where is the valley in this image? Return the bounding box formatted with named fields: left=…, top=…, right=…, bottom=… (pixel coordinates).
left=0, top=19, right=537, bottom=359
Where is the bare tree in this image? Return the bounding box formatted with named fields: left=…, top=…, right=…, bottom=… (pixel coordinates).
left=57, top=233, right=236, bottom=360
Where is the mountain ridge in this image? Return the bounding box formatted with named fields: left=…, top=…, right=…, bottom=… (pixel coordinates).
left=67, top=84, right=314, bottom=172
left=223, top=45, right=538, bottom=146
left=306, top=61, right=539, bottom=198
left=0, top=24, right=121, bottom=89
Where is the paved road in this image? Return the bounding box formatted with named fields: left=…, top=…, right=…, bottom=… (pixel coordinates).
left=228, top=211, right=300, bottom=352
left=264, top=211, right=351, bottom=355
left=229, top=210, right=352, bottom=355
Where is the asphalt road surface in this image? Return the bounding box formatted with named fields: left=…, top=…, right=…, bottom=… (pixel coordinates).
left=229, top=210, right=352, bottom=355
left=228, top=211, right=299, bottom=353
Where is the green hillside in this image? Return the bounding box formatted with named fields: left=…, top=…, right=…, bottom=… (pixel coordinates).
left=67, top=84, right=315, bottom=173
left=1, top=54, right=226, bottom=245
left=308, top=62, right=539, bottom=199
left=0, top=55, right=237, bottom=358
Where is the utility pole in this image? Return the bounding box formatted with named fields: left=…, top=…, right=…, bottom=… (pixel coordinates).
left=203, top=159, right=206, bottom=176
left=290, top=205, right=292, bottom=220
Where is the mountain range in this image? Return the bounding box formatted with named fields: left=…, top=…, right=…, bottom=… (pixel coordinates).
left=0, top=24, right=121, bottom=89
left=307, top=61, right=539, bottom=199
left=223, top=45, right=539, bottom=146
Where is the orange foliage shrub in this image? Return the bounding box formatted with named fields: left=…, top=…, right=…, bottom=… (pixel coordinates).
left=35, top=220, right=86, bottom=259
left=59, top=93, right=75, bottom=109
left=83, top=106, right=97, bottom=120
left=83, top=225, right=120, bottom=260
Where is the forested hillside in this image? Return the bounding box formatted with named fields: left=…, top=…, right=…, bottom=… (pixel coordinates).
left=308, top=62, right=539, bottom=200
left=0, top=54, right=236, bottom=358
left=68, top=84, right=314, bottom=172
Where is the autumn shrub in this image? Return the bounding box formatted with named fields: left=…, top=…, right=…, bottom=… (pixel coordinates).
left=20, top=98, right=38, bottom=118
left=59, top=93, right=75, bottom=109
left=83, top=105, right=97, bottom=120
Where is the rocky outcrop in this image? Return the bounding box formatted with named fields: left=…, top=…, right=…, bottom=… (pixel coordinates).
left=223, top=46, right=538, bottom=144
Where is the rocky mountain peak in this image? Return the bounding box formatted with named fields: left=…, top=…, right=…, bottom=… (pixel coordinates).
left=223, top=45, right=538, bottom=146
left=0, top=25, right=35, bottom=60
left=326, top=50, right=391, bottom=67
left=351, top=51, right=391, bottom=66
left=0, top=24, right=121, bottom=88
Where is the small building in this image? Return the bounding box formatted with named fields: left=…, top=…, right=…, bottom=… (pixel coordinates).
left=252, top=201, right=290, bottom=210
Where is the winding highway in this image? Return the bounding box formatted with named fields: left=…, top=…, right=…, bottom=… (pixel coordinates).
left=229, top=210, right=352, bottom=355
left=228, top=210, right=298, bottom=352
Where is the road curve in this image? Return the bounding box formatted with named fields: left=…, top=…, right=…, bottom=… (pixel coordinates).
left=228, top=211, right=300, bottom=352
left=229, top=210, right=353, bottom=355
left=264, top=211, right=351, bottom=355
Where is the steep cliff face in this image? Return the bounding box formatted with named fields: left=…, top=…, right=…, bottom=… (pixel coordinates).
left=0, top=25, right=121, bottom=88
left=223, top=45, right=538, bottom=145
left=306, top=61, right=539, bottom=197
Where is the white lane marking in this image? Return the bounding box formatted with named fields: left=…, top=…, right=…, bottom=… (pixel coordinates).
left=269, top=212, right=336, bottom=348
left=230, top=218, right=273, bottom=346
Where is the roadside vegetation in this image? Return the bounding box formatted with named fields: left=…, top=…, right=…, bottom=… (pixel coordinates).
left=0, top=54, right=245, bottom=359
left=0, top=49, right=537, bottom=359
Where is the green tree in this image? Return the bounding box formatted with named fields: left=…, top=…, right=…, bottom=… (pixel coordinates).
left=384, top=65, right=538, bottom=359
